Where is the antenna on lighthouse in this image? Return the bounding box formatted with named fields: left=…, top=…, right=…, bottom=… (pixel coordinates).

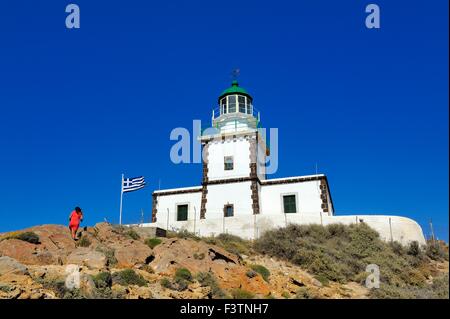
left=231, top=68, right=240, bottom=81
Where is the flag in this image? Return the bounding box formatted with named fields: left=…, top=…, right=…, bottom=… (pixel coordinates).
left=122, top=176, right=146, bottom=193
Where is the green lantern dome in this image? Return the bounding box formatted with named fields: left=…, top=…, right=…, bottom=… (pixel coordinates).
left=218, top=80, right=252, bottom=101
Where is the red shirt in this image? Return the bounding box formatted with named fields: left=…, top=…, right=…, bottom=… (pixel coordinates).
left=69, top=210, right=82, bottom=226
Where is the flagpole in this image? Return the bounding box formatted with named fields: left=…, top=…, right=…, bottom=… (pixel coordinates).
left=119, top=174, right=124, bottom=225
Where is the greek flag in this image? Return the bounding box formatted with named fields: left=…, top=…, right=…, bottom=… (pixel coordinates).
left=122, top=176, right=146, bottom=193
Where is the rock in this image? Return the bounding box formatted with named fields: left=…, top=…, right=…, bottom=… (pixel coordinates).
left=310, top=278, right=323, bottom=287
left=0, top=239, right=42, bottom=265
left=92, top=223, right=124, bottom=244
left=111, top=284, right=128, bottom=298
left=112, top=242, right=153, bottom=268
left=66, top=248, right=107, bottom=269
left=130, top=226, right=166, bottom=238
left=151, top=238, right=270, bottom=295
left=0, top=273, right=56, bottom=299
left=79, top=273, right=96, bottom=297
left=128, top=285, right=153, bottom=299
left=0, top=256, right=28, bottom=275
left=0, top=225, right=77, bottom=266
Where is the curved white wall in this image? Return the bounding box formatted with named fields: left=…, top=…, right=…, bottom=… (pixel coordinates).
left=146, top=213, right=425, bottom=246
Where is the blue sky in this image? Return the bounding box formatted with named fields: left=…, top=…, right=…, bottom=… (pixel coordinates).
left=0, top=1, right=448, bottom=241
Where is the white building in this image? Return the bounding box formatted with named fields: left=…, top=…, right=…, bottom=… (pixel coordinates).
left=145, top=81, right=426, bottom=245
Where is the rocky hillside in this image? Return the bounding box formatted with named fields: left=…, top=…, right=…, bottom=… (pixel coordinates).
left=0, top=223, right=448, bottom=299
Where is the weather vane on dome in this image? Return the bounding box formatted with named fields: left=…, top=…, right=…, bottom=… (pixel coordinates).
left=231, top=68, right=240, bottom=81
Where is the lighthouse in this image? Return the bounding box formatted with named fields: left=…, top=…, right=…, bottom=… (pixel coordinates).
left=147, top=81, right=426, bottom=245
left=199, top=80, right=268, bottom=220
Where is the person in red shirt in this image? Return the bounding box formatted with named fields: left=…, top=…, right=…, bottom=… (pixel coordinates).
left=68, top=207, right=83, bottom=240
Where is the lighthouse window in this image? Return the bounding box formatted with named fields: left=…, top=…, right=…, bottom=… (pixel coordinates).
left=283, top=195, right=297, bottom=214
left=224, top=156, right=234, bottom=170
left=221, top=98, right=227, bottom=114
left=238, top=96, right=246, bottom=113
left=224, top=204, right=234, bottom=217
left=177, top=204, right=188, bottom=221
left=228, top=95, right=236, bottom=113
left=246, top=99, right=252, bottom=114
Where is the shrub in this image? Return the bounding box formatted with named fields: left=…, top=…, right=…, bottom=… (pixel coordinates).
left=77, top=236, right=91, bottom=247
left=160, top=276, right=189, bottom=291
left=230, top=288, right=254, bottom=299
left=204, top=233, right=252, bottom=256
left=254, top=223, right=437, bottom=291
left=145, top=237, right=162, bottom=249
left=281, top=291, right=290, bottom=299
left=126, top=229, right=140, bottom=240
left=160, top=278, right=172, bottom=289
left=431, top=273, right=449, bottom=299
left=173, top=277, right=189, bottom=291
left=193, top=252, right=205, bottom=260
left=407, top=241, right=421, bottom=256
left=112, top=269, right=147, bottom=287
left=37, top=279, right=86, bottom=299
left=314, top=274, right=330, bottom=286
left=295, top=287, right=317, bottom=299
left=389, top=241, right=405, bottom=256
left=425, top=241, right=449, bottom=261
left=96, top=247, right=118, bottom=266
left=1, top=231, right=40, bottom=244
left=168, top=230, right=201, bottom=241
left=140, top=264, right=154, bottom=274
left=250, top=264, right=270, bottom=282
left=92, top=272, right=112, bottom=289
left=246, top=270, right=257, bottom=278
left=174, top=268, right=192, bottom=281
left=0, top=285, right=11, bottom=293
left=112, top=225, right=126, bottom=234
left=196, top=272, right=226, bottom=299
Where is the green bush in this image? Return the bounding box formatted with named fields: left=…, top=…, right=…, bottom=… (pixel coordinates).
left=0, top=285, right=11, bottom=293
left=314, top=274, right=330, bottom=286
left=254, top=223, right=438, bottom=292
left=126, top=229, right=140, bottom=240
left=77, top=236, right=91, bottom=247
left=160, top=278, right=172, bottom=289
left=389, top=241, right=405, bottom=256
left=196, top=272, right=226, bottom=299
left=37, top=279, right=86, bottom=299
left=168, top=230, right=201, bottom=241
left=204, top=233, right=252, bottom=256
left=17, top=231, right=40, bottom=244
left=160, top=276, right=189, bottom=291
left=193, top=252, right=205, bottom=260
left=174, top=268, right=192, bottom=281
left=250, top=264, right=270, bottom=282
left=295, top=287, right=317, bottom=299
left=230, top=288, right=254, bottom=299
left=425, top=241, right=449, bottom=261
left=407, top=241, right=421, bottom=257
left=246, top=270, right=257, bottom=278
left=93, top=272, right=112, bottom=289
left=145, top=237, right=162, bottom=249
left=173, top=277, right=189, bottom=291
left=113, top=269, right=147, bottom=287
left=281, top=291, right=290, bottom=299
left=2, top=231, right=41, bottom=244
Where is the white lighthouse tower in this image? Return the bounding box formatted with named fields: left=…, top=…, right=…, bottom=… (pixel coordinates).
left=199, top=80, right=268, bottom=219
